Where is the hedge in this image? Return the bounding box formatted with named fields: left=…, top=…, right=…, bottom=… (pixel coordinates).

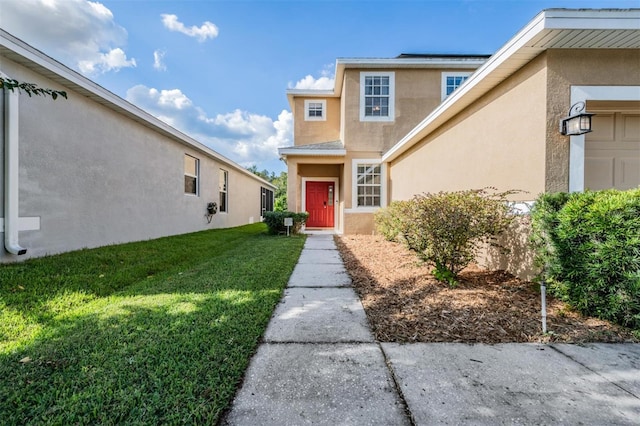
left=262, top=211, right=309, bottom=235
left=530, top=188, right=640, bottom=330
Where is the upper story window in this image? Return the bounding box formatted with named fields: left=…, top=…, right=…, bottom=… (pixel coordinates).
left=360, top=72, right=395, bottom=122
left=304, top=99, right=326, bottom=121
left=184, top=154, right=199, bottom=195
left=219, top=169, right=228, bottom=213
left=352, top=160, right=385, bottom=210
left=441, top=72, right=472, bottom=100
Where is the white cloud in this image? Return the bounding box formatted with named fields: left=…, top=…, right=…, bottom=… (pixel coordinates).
left=79, top=48, right=136, bottom=74
left=153, top=50, right=167, bottom=71
left=290, top=75, right=335, bottom=90
left=0, top=0, right=136, bottom=75
left=289, top=64, right=336, bottom=90
left=126, top=85, right=292, bottom=171
left=161, top=14, right=219, bottom=42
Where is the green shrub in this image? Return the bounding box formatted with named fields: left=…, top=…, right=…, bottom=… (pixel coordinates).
left=375, top=189, right=516, bottom=286
left=263, top=211, right=309, bottom=235
left=530, top=189, right=640, bottom=330
left=374, top=200, right=411, bottom=241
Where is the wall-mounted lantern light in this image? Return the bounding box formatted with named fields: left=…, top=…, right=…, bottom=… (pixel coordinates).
left=560, top=101, right=594, bottom=136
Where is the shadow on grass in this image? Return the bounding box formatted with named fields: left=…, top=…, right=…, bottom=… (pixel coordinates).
left=1, top=225, right=301, bottom=339
left=0, top=224, right=306, bottom=424
left=1, top=293, right=270, bottom=424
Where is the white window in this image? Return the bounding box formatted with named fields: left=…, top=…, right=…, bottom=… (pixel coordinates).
left=184, top=154, right=199, bottom=195
left=219, top=169, right=228, bottom=213
left=441, top=72, right=472, bottom=100
left=304, top=99, right=326, bottom=121
left=352, top=160, right=385, bottom=210
left=360, top=72, right=395, bottom=122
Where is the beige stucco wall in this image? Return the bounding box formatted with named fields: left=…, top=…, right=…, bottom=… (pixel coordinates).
left=545, top=49, right=640, bottom=192
left=293, top=97, right=341, bottom=145
left=344, top=213, right=375, bottom=235
left=341, top=68, right=475, bottom=153
left=389, top=54, right=549, bottom=202
left=0, top=57, right=271, bottom=262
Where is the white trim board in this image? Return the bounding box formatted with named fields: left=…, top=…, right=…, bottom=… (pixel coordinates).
left=0, top=217, right=41, bottom=232
left=569, top=85, right=640, bottom=192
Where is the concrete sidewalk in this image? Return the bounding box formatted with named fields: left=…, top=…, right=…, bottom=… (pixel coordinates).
left=222, top=234, right=640, bottom=425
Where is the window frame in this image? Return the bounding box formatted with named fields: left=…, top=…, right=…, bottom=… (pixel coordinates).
left=219, top=169, right=228, bottom=213
left=351, top=159, right=386, bottom=212
left=304, top=99, right=327, bottom=121
left=184, top=154, right=199, bottom=196
left=441, top=72, right=472, bottom=100
left=261, top=186, right=274, bottom=216
left=360, top=72, right=395, bottom=122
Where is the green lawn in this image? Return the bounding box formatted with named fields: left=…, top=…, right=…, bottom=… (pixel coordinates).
left=0, top=223, right=305, bottom=424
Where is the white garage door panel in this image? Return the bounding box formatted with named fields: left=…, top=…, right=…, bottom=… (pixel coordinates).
left=622, top=114, right=640, bottom=141
left=619, top=157, right=640, bottom=190
left=585, top=157, right=615, bottom=190
left=585, top=110, right=640, bottom=190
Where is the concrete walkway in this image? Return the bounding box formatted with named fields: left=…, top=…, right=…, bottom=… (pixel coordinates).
left=222, top=234, right=640, bottom=425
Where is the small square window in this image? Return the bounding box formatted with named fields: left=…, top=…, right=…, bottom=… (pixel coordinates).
left=304, top=99, right=326, bottom=121
left=441, top=72, right=472, bottom=100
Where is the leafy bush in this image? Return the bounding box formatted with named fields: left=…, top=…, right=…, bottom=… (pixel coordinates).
left=530, top=189, right=640, bottom=330
left=263, top=211, right=309, bottom=235
left=375, top=189, right=516, bottom=286
left=374, top=200, right=411, bottom=241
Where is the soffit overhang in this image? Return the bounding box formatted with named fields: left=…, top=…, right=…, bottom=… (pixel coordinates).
left=382, top=8, right=640, bottom=163
left=278, top=140, right=346, bottom=158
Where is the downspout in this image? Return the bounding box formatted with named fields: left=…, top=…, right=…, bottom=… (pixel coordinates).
left=3, top=82, right=27, bottom=255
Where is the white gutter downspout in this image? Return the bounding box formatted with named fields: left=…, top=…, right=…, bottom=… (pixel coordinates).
left=3, top=83, right=27, bottom=255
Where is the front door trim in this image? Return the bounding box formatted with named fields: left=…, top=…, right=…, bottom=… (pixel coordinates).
left=302, top=177, right=339, bottom=231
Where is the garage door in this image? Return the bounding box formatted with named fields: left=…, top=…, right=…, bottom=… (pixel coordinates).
left=585, top=101, right=640, bottom=191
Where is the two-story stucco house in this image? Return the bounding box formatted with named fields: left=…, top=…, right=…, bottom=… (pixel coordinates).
left=1, top=29, right=275, bottom=262
left=280, top=9, right=640, bottom=236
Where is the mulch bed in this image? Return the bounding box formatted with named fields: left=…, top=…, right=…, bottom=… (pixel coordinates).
left=335, top=235, right=637, bottom=344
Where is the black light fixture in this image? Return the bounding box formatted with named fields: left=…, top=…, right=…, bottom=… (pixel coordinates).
left=560, top=101, right=594, bottom=136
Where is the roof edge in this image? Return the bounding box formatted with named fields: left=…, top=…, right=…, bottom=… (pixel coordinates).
left=383, top=8, right=640, bottom=164
left=0, top=29, right=274, bottom=187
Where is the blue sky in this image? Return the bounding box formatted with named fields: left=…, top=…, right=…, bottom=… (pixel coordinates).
left=1, top=0, right=637, bottom=173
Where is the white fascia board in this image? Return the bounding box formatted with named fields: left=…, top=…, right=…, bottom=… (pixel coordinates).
left=543, top=9, right=640, bottom=30
left=336, top=58, right=488, bottom=68
left=286, top=57, right=488, bottom=106
left=0, top=30, right=272, bottom=188
left=383, top=9, right=640, bottom=163
left=383, top=10, right=550, bottom=163
left=278, top=148, right=346, bottom=157
left=285, top=89, right=335, bottom=96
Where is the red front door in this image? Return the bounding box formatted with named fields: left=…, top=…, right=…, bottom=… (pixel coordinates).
left=305, top=181, right=334, bottom=228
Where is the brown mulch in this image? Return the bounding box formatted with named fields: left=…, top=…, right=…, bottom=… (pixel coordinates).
left=335, top=235, right=638, bottom=344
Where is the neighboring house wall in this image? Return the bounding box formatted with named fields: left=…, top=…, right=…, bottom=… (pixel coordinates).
left=389, top=54, right=549, bottom=201
left=0, top=53, right=272, bottom=262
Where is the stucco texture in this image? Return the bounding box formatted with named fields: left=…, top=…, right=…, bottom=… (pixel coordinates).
left=389, top=55, right=549, bottom=202
left=1, top=58, right=268, bottom=261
